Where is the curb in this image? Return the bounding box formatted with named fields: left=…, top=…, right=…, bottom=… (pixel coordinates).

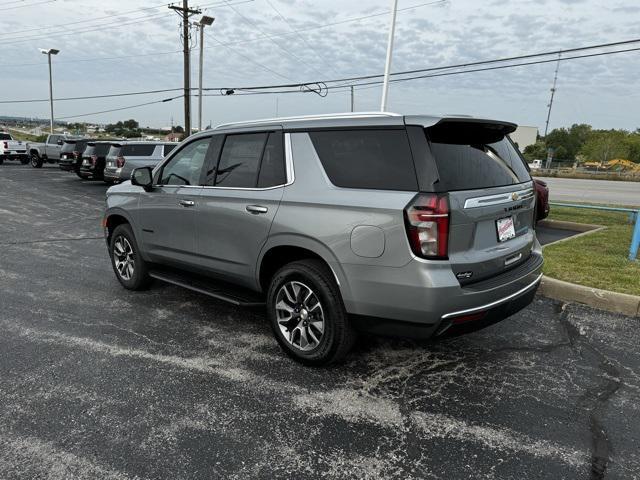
left=539, top=276, right=640, bottom=318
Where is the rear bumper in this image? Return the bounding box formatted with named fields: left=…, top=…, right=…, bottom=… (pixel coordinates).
left=342, top=244, right=543, bottom=339
left=58, top=158, right=77, bottom=171
left=103, top=168, right=124, bottom=182
left=0, top=153, right=28, bottom=160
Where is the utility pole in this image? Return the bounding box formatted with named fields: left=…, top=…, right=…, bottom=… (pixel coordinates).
left=350, top=85, right=354, bottom=112
left=196, top=16, right=214, bottom=133
left=40, top=48, right=59, bottom=134
left=169, top=1, right=201, bottom=138
left=544, top=52, right=561, bottom=137
left=380, top=0, right=399, bottom=112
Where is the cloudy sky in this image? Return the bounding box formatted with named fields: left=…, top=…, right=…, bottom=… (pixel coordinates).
left=1, top=0, right=638, bottom=131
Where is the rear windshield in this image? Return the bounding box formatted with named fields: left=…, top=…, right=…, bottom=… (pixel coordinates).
left=309, top=129, right=418, bottom=191
left=0, top=133, right=11, bottom=140
left=426, top=122, right=530, bottom=191
left=86, top=143, right=112, bottom=156
left=61, top=141, right=85, bottom=153
left=120, top=144, right=156, bottom=157
left=107, top=145, right=122, bottom=158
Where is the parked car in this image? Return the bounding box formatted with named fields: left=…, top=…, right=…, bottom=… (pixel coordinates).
left=58, top=138, right=96, bottom=176
left=0, top=132, right=29, bottom=165
left=103, top=113, right=543, bottom=365
left=533, top=179, right=550, bottom=221
left=78, top=141, right=117, bottom=181
left=103, top=141, right=178, bottom=184
left=27, top=134, right=74, bottom=168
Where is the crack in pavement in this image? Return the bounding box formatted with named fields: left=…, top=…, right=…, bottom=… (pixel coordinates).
left=556, top=302, right=622, bottom=480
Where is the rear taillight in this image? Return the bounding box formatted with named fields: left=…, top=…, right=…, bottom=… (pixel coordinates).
left=91, top=154, right=98, bottom=165
left=404, top=193, right=450, bottom=260
left=2, top=141, right=7, bottom=149
left=116, top=156, right=125, bottom=168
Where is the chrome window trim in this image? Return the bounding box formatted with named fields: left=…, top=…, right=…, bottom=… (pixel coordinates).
left=463, top=187, right=535, bottom=209
left=441, top=273, right=542, bottom=319
left=153, top=132, right=294, bottom=192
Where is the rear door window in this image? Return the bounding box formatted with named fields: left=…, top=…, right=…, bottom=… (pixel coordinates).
left=308, top=129, right=418, bottom=191
left=426, top=122, right=531, bottom=191
left=120, top=144, right=156, bottom=157
left=215, top=133, right=268, bottom=188
left=163, top=144, right=177, bottom=156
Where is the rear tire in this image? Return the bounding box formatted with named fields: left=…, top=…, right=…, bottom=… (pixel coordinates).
left=109, top=224, right=151, bottom=290
left=0, top=158, right=4, bottom=166
left=267, top=259, right=356, bottom=366
left=30, top=153, right=43, bottom=168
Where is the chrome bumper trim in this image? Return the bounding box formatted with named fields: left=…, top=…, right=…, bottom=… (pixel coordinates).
left=441, top=273, right=543, bottom=319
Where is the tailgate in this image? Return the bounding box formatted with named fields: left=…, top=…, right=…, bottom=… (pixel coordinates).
left=425, top=120, right=537, bottom=285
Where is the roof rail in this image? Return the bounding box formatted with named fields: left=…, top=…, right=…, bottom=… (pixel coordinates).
left=215, top=111, right=401, bottom=129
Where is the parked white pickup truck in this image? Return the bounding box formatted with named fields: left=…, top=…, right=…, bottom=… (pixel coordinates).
left=0, top=132, right=29, bottom=165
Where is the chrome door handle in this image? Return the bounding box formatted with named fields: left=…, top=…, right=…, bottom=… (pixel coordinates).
left=246, top=205, right=268, bottom=214
left=179, top=199, right=195, bottom=207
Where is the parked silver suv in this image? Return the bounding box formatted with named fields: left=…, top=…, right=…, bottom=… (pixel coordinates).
left=103, top=141, right=178, bottom=184
left=104, top=113, right=543, bottom=365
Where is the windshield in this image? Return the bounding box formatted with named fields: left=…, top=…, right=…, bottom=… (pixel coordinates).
left=0, top=133, right=11, bottom=140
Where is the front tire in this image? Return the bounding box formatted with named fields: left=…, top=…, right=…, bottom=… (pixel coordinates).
left=109, top=224, right=151, bottom=290
left=267, top=259, right=355, bottom=366
left=30, top=153, right=43, bottom=168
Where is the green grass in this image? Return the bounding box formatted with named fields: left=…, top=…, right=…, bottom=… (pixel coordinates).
left=542, top=205, right=640, bottom=295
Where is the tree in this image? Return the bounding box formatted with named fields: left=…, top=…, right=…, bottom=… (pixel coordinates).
left=580, top=130, right=629, bottom=166
left=523, top=141, right=548, bottom=161
left=122, top=119, right=139, bottom=130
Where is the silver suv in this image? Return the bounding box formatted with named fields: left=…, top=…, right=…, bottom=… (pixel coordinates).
left=104, top=113, right=543, bottom=365
left=103, top=141, right=178, bottom=184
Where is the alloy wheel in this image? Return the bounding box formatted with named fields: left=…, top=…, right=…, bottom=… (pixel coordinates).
left=113, top=236, right=135, bottom=281
left=275, top=281, right=325, bottom=351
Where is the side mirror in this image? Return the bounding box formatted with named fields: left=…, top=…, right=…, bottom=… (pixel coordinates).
left=131, top=167, right=154, bottom=191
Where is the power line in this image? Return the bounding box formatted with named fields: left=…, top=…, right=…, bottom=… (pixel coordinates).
left=219, top=0, right=325, bottom=78
left=205, top=31, right=294, bottom=81
left=0, top=0, right=56, bottom=11
left=0, top=0, right=253, bottom=45
left=0, top=11, right=172, bottom=46
left=0, top=88, right=184, bottom=104
left=0, top=1, right=170, bottom=37
left=2, top=40, right=639, bottom=105
left=58, top=96, right=181, bottom=120
left=213, top=0, right=447, bottom=48
left=5, top=50, right=182, bottom=68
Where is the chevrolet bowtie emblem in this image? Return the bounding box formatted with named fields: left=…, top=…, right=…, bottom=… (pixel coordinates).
left=511, top=192, right=520, bottom=201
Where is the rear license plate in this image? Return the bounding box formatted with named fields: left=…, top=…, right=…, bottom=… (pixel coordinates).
left=496, top=216, right=516, bottom=242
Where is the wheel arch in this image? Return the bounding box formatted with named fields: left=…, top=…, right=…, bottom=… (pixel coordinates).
left=103, top=209, right=135, bottom=245
left=257, top=234, right=352, bottom=301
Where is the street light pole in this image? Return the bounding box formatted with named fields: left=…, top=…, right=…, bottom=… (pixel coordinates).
left=380, top=0, right=398, bottom=112
left=197, top=16, right=214, bottom=132
left=40, top=48, right=59, bottom=134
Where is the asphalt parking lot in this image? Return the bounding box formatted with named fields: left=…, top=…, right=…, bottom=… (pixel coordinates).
left=1, top=164, right=639, bottom=480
